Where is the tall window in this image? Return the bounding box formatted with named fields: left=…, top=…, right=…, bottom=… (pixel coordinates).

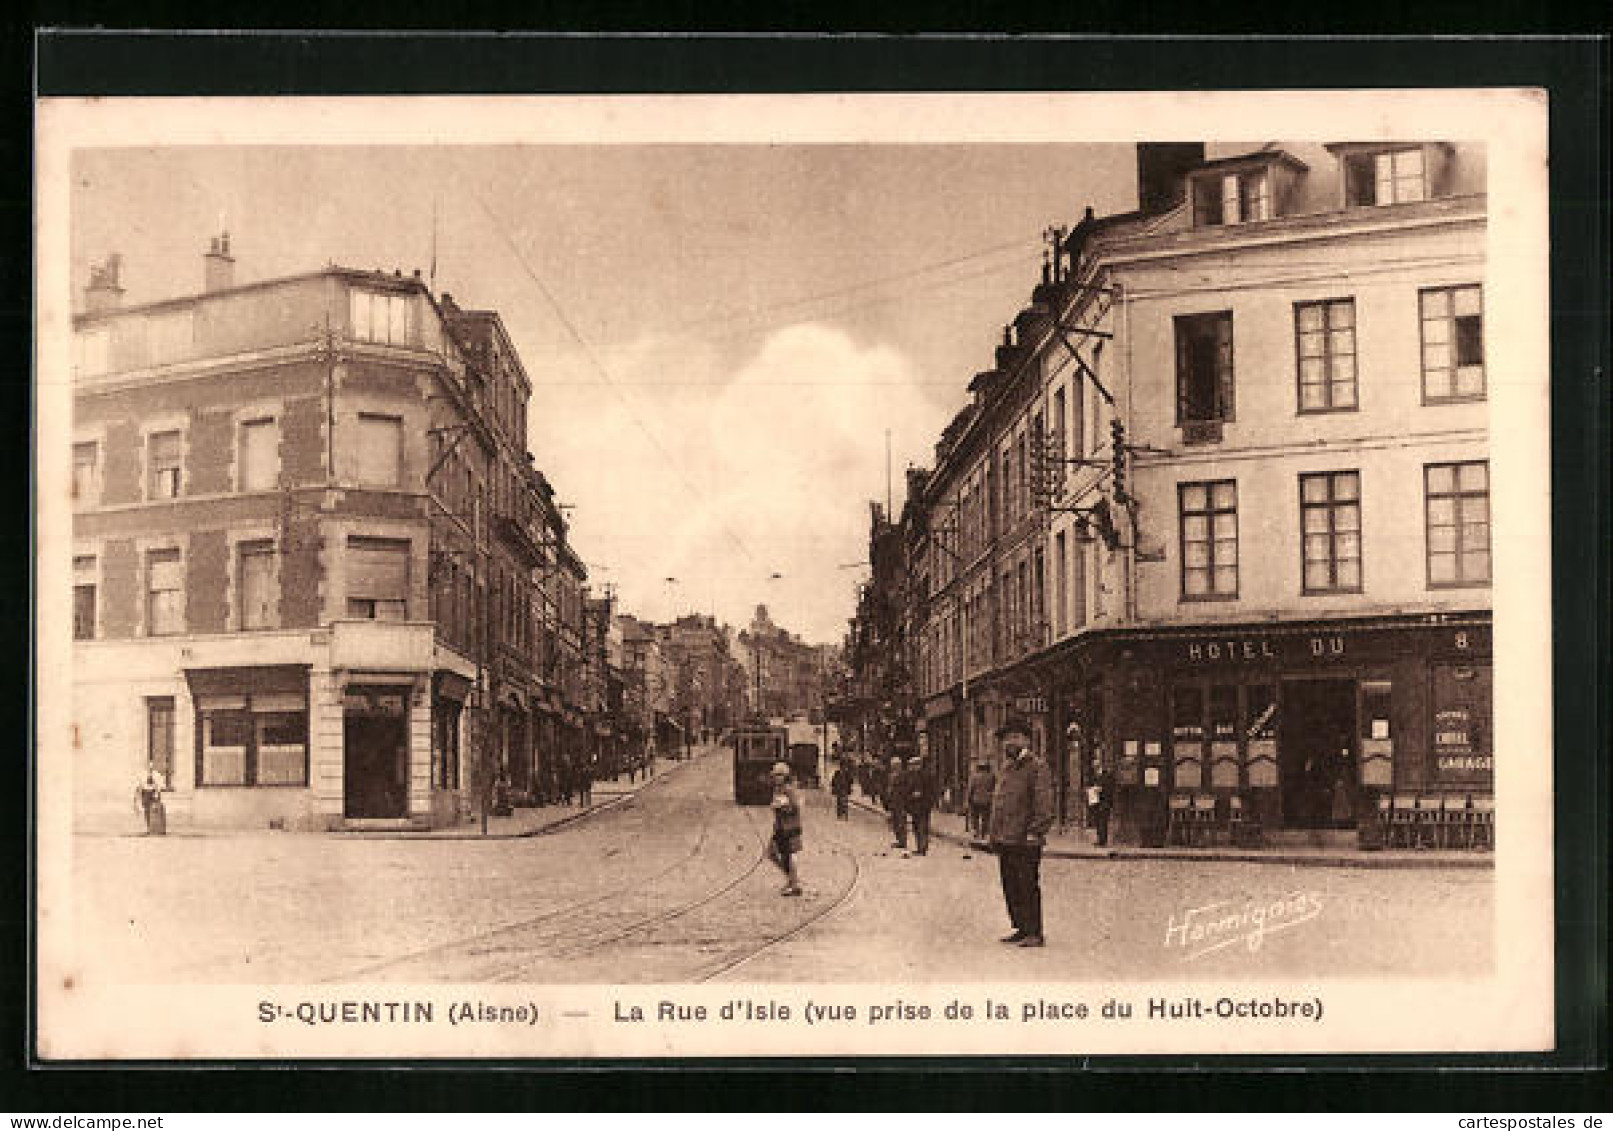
left=73, top=555, right=96, bottom=640
left=147, top=430, right=182, bottom=499
left=1300, top=471, right=1363, bottom=593
left=145, top=548, right=184, bottom=635
left=347, top=536, right=410, bottom=620
left=354, top=413, right=404, bottom=487
left=238, top=540, right=276, bottom=629
left=1425, top=461, right=1490, bottom=586
left=146, top=697, right=175, bottom=788
left=1345, top=148, right=1427, bottom=206
left=1053, top=531, right=1068, bottom=638
left=1175, top=312, right=1234, bottom=424
left=1420, top=285, right=1484, bottom=402
left=238, top=418, right=279, bottom=492
left=1180, top=480, right=1238, bottom=599
left=350, top=288, right=414, bottom=346
left=1296, top=299, right=1358, bottom=412
left=72, top=441, right=99, bottom=505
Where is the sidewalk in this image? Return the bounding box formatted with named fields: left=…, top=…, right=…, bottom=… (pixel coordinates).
left=344, top=756, right=693, bottom=841
left=847, top=795, right=1493, bottom=870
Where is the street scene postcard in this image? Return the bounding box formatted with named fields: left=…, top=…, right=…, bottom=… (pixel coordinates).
left=34, top=88, right=1554, bottom=1060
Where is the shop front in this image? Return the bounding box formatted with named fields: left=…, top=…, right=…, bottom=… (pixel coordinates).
left=1049, top=614, right=1491, bottom=846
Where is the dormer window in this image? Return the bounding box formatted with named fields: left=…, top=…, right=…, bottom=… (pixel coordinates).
left=1330, top=142, right=1453, bottom=208
left=1345, top=147, right=1425, bottom=206
left=1193, top=169, right=1270, bottom=226
left=1187, top=150, right=1307, bottom=228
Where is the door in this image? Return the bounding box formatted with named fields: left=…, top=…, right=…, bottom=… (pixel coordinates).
left=1278, top=679, right=1357, bottom=828
left=343, top=688, right=409, bottom=818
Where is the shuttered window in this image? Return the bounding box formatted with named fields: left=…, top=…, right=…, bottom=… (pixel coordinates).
left=148, top=431, right=182, bottom=499
left=238, top=541, right=276, bottom=629
left=238, top=418, right=278, bottom=492
left=347, top=537, right=410, bottom=620
left=354, top=414, right=403, bottom=487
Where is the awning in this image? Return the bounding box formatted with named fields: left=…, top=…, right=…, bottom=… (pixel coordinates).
left=433, top=671, right=473, bottom=703
left=183, top=664, right=309, bottom=699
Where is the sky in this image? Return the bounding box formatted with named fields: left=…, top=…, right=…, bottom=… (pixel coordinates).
left=70, top=143, right=1138, bottom=642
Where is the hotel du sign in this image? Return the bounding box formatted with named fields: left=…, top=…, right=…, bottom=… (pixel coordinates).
left=1174, top=625, right=1487, bottom=667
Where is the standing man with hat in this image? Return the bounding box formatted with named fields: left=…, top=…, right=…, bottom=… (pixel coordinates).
left=904, top=754, right=938, bottom=855
left=885, top=755, right=910, bottom=850
left=990, top=717, right=1054, bottom=947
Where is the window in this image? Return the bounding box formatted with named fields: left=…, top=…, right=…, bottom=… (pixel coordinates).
left=1421, top=285, right=1484, bottom=401
left=1053, top=532, right=1068, bottom=638
left=73, top=555, right=96, bottom=640
left=1193, top=170, right=1269, bottom=226
left=1180, top=480, right=1238, bottom=598
left=1426, top=461, right=1490, bottom=586
left=145, top=548, right=183, bottom=635
left=238, top=418, right=279, bottom=492
left=147, top=430, right=182, bottom=499
left=198, top=693, right=307, bottom=786
left=1345, top=148, right=1427, bottom=206
left=1300, top=471, right=1363, bottom=592
left=350, top=288, right=414, bottom=346
left=1174, top=313, right=1234, bottom=424
left=238, top=540, right=277, bottom=630
left=73, top=441, right=99, bottom=504
left=1296, top=300, right=1358, bottom=412
left=354, top=413, right=404, bottom=487
left=146, top=697, right=175, bottom=788
left=347, top=536, right=410, bottom=620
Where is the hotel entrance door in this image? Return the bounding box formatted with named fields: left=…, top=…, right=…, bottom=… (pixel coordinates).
left=1278, top=679, right=1357, bottom=828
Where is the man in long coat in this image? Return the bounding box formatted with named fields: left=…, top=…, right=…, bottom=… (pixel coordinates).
left=989, top=717, right=1055, bottom=947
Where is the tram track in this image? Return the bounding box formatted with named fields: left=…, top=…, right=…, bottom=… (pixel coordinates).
left=328, top=796, right=725, bottom=983
left=329, top=754, right=865, bottom=984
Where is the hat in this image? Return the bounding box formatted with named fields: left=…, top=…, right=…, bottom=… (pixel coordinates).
left=996, top=716, right=1033, bottom=740
left=770, top=762, right=790, bottom=778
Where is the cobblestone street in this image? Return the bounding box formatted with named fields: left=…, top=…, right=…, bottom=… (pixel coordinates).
left=68, top=746, right=1493, bottom=987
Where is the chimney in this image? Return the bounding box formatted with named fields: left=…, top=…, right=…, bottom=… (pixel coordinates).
left=204, top=231, right=235, bottom=292
left=85, top=253, right=124, bottom=314
left=1136, top=143, right=1206, bottom=215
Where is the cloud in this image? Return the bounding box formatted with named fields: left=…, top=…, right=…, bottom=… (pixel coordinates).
left=531, top=322, right=946, bottom=642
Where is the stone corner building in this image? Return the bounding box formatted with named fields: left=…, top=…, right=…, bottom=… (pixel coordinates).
left=861, top=141, right=1494, bottom=843
left=70, top=239, right=584, bottom=832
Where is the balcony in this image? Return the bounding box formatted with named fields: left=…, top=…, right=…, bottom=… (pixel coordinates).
left=492, top=513, right=546, bottom=566
left=330, top=619, right=436, bottom=672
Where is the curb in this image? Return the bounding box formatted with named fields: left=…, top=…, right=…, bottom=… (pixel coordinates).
left=846, top=798, right=1493, bottom=870
left=355, top=759, right=691, bottom=841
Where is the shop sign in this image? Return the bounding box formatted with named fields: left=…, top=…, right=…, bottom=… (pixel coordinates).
left=1014, top=696, right=1047, bottom=714
left=1181, top=635, right=1346, bottom=664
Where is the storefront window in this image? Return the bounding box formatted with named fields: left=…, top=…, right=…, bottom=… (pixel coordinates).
left=1360, top=680, right=1394, bottom=787
left=1208, top=684, right=1239, bottom=787
left=1244, top=683, right=1279, bottom=787
left=1170, top=685, right=1204, bottom=789
left=198, top=692, right=308, bottom=786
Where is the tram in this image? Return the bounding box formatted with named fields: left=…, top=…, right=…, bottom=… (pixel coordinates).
left=732, top=720, right=788, bottom=804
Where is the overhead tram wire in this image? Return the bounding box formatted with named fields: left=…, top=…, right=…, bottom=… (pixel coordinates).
left=651, top=231, right=1045, bottom=339
left=472, top=190, right=763, bottom=567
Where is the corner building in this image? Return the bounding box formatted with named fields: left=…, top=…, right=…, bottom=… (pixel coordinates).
left=911, top=141, right=1495, bottom=843
left=70, top=245, right=556, bottom=831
